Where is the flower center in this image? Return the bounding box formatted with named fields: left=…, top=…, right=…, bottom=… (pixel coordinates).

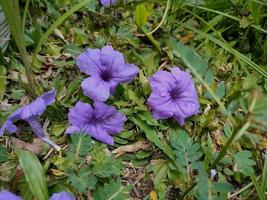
left=100, top=70, right=112, bottom=82
left=169, top=89, right=180, bottom=100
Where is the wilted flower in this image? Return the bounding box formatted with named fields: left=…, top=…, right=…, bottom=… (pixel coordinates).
left=0, top=89, right=60, bottom=151
left=147, top=67, right=199, bottom=125
left=66, top=101, right=126, bottom=145
left=0, top=190, right=22, bottom=200
left=100, top=0, right=116, bottom=6
left=50, top=191, right=75, bottom=200
left=76, top=45, right=138, bottom=102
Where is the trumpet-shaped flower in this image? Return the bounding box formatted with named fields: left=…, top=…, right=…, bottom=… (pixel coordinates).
left=0, top=190, right=74, bottom=200
left=66, top=101, right=126, bottom=145
left=76, top=45, right=138, bottom=102
left=100, top=0, right=116, bottom=6
left=0, top=190, right=22, bottom=200
left=147, top=67, right=200, bottom=125
left=0, top=89, right=60, bottom=151
left=50, top=191, right=75, bottom=200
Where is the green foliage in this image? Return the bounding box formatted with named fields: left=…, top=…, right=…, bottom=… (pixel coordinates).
left=234, top=150, right=256, bottom=176
left=196, top=164, right=233, bottom=200
left=170, top=129, right=202, bottom=175
left=68, top=133, right=92, bottom=162
left=0, top=145, right=9, bottom=162
left=94, top=179, right=132, bottom=200
left=67, top=167, right=97, bottom=192
left=0, top=5, right=9, bottom=52
left=135, top=4, right=149, bottom=27
left=16, top=149, right=49, bottom=200
left=0, top=66, right=6, bottom=100
left=130, top=115, right=174, bottom=159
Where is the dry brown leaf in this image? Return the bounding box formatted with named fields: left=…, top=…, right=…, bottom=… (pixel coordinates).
left=10, top=137, right=43, bottom=155
left=112, top=140, right=150, bottom=158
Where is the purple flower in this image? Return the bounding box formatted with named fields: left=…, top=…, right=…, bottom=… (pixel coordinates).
left=76, top=45, right=138, bottom=102
left=100, top=0, right=116, bottom=6
left=66, top=101, right=126, bottom=145
left=210, top=169, right=217, bottom=180
left=50, top=191, right=75, bottom=200
left=0, top=89, right=60, bottom=151
left=147, top=67, right=200, bottom=125
left=0, top=190, right=22, bottom=200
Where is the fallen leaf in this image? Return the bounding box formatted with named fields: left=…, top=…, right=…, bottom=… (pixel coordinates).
left=112, top=140, right=150, bottom=158
left=10, top=137, right=43, bottom=155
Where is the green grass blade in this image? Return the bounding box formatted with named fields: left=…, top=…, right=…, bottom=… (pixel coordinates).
left=184, top=25, right=267, bottom=78
left=251, top=175, right=265, bottom=200
left=0, top=66, right=6, bottom=100
left=261, top=151, right=267, bottom=191
left=16, top=150, right=49, bottom=200
left=31, top=0, right=91, bottom=68
left=189, top=5, right=267, bottom=34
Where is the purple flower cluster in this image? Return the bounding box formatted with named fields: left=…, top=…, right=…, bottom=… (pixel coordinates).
left=68, top=45, right=138, bottom=145
left=0, top=45, right=200, bottom=149
left=0, top=190, right=74, bottom=200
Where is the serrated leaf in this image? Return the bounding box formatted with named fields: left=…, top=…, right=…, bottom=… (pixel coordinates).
left=135, top=4, right=148, bottom=27
left=234, top=150, right=256, bottom=176
left=171, top=39, right=208, bottom=76
left=130, top=116, right=174, bottom=159
left=94, top=179, right=132, bottom=200
left=68, top=167, right=97, bottom=193
left=169, top=128, right=202, bottom=175
left=69, top=134, right=92, bottom=161
left=16, top=149, right=49, bottom=200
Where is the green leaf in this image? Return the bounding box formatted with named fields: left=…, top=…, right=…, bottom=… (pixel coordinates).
left=0, top=5, right=10, bottom=52
left=67, top=167, right=97, bottom=193
left=94, top=178, right=132, bottom=200
left=135, top=4, right=148, bottom=27
left=0, top=66, right=6, bottom=100
left=0, top=145, right=9, bottom=162
left=130, top=116, right=174, bottom=159
left=16, top=149, right=49, bottom=200
left=69, top=134, right=92, bottom=161
left=169, top=129, right=202, bottom=174
left=234, top=150, right=256, bottom=176
left=251, top=175, right=265, bottom=200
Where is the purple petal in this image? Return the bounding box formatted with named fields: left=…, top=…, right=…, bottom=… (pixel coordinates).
left=81, top=77, right=111, bottom=101
left=40, top=89, right=56, bottom=106
left=147, top=93, right=175, bottom=119
left=0, top=190, right=22, bottom=200
left=76, top=48, right=102, bottom=76
left=87, top=124, right=114, bottom=145
left=50, top=191, right=75, bottom=200
left=112, top=63, right=139, bottom=83
left=19, top=98, right=46, bottom=120
left=100, top=45, right=125, bottom=68
left=68, top=101, right=93, bottom=127
left=65, top=126, right=81, bottom=134
left=149, top=70, right=176, bottom=95
left=100, top=0, right=116, bottom=6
